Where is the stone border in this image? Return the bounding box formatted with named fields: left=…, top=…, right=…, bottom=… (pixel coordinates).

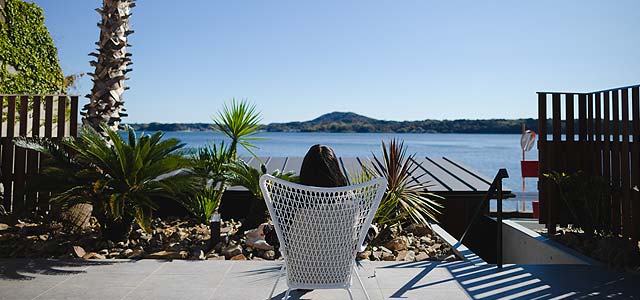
left=501, top=220, right=601, bottom=265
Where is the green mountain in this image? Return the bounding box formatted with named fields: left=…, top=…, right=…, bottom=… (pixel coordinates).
left=264, top=112, right=537, bottom=134
left=127, top=112, right=538, bottom=134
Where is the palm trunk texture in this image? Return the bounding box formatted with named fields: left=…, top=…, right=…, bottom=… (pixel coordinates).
left=81, top=0, right=135, bottom=134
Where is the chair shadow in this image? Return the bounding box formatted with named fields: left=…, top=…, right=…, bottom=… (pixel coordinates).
left=380, top=259, right=640, bottom=299
left=0, top=258, right=120, bottom=281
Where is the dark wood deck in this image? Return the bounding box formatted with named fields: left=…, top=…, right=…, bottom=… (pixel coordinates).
left=222, top=156, right=512, bottom=240
left=235, top=156, right=506, bottom=195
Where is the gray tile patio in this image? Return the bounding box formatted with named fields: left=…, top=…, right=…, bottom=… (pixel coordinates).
left=0, top=259, right=638, bottom=300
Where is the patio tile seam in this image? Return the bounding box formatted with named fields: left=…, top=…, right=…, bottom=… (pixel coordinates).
left=209, top=261, right=235, bottom=300
left=118, top=261, right=166, bottom=300
left=30, top=265, right=90, bottom=300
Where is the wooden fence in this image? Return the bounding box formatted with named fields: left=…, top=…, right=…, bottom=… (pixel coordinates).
left=538, top=84, right=640, bottom=240
left=1, top=95, right=78, bottom=216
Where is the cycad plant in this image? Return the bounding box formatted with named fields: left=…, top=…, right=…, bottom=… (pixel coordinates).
left=366, top=139, right=443, bottom=227
left=82, top=0, right=136, bottom=135
left=15, top=125, right=192, bottom=242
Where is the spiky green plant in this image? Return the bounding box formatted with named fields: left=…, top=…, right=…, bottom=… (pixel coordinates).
left=212, top=99, right=263, bottom=159
left=366, top=139, right=443, bottom=227
left=15, top=125, right=193, bottom=241
left=226, top=159, right=297, bottom=232
left=177, top=143, right=232, bottom=223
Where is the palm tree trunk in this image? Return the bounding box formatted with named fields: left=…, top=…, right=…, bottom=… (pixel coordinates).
left=81, top=0, right=135, bottom=134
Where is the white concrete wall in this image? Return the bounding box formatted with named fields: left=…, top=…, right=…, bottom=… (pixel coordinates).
left=501, top=220, right=597, bottom=265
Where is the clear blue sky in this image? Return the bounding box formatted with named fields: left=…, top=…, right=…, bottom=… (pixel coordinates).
left=32, top=0, right=640, bottom=124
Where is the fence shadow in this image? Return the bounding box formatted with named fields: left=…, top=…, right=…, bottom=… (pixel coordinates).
left=381, top=260, right=639, bottom=299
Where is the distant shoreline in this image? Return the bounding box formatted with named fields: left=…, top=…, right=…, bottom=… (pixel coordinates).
left=125, top=112, right=538, bottom=134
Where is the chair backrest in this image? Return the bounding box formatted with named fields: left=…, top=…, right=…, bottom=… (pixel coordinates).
left=259, top=174, right=386, bottom=289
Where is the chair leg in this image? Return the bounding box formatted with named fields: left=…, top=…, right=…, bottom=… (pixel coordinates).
left=347, top=288, right=355, bottom=300
left=284, top=289, right=291, bottom=300
left=267, top=264, right=286, bottom=300
left=353, top=265, right=371, bottom=300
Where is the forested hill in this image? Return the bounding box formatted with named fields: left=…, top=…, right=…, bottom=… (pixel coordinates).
left=263, top=112, right=537, bottom=134
left=127, top=112, right=538, bottom=134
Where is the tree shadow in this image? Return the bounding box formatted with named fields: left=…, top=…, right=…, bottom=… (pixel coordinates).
left=0, top=259, right=118, bottom=281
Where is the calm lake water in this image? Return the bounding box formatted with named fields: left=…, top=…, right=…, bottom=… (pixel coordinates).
left=153, top=131, right=538, bottom=199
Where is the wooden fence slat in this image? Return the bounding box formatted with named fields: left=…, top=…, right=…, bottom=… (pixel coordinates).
left=632, top=87, right=640, bottom=240
left=70, top=96, right=79, bottom=137
left=12, top=96, right=29, bottom=214
left=595, top=93, right=603, bottom=177
left=26, top=96, right=41, bottom=213
left=566, top=94, right=577, bottom=182
left=621, top=88, right=631, bottom=237
left=57, top=96, right=67, bottom=138
left=537, top=93, right=549, bottom=226
left=550, top=93, right=562, bottom=229
left=44, top=96, right=53, bottom=138
left=612, top=90, right=622, bottom=234
left=2, top=96, right=16, bottom=211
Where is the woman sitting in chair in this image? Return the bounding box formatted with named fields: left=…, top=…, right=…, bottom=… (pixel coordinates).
left=265, top=144, right=378, bottom=251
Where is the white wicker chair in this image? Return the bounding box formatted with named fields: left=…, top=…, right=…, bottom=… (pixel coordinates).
left=259, top=174, right=387, bottom=300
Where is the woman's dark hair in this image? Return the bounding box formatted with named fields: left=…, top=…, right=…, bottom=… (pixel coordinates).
left=299, top=144, right=348, bottom=187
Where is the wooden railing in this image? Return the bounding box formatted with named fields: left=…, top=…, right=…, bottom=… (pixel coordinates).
left=1, top=95, right=79, bottom=216
left=538, top=84, right=640, bottom=240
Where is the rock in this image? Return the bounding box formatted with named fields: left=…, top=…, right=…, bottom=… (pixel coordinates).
left=72, top=246, right=86, bottom=258
left=230, top=254, right=247, bottom=260
left=205, top=250, right=219, bottom=259
left=395, top=250, right=408, bottom=261
left=169, top=231, right=188, bottom=242
left=382, top=252, right=395, bottom=261
left=127, top=248, right=145, bottom=259
left=357, top=251, right=371, bottom=260
left=207, top=256, right=225, bottom=260
left=385, top=237, right=409, bottom=251
left=406, top=224, right=431, bottom=237
left=147, top=251, right=184, bottom=259
left=98, top=249, right=109, bottom=255
left=82, top=252, right=106, bottom=259
left=372, top=251, right=382, bottom=261
left=415, top=252, right=429, bottom=262
left=149, top=233, right=164, bottom=249
left=404, top=250, right=416, bottom=262
left=262, top=250, right=276, bottom=260
left=121, top=249, right=133, bottom=257
left=38, top=234, right=48, bottom=241
left=379, top=246, right=393, bottom=254
left=108, top=252, right=120, bottom=258
left=178, top=251, right=189, bottom=259
left=445, top=254, right=457, bottom=261
left=0, top=233, right=17, bottom=242
left=0, top=223, right=9, bottom=231
left=245, top=237, right=274, bottom=251
left=189, top=249, right=205, bottom=260
left=222, top=244, right=243, bottom=259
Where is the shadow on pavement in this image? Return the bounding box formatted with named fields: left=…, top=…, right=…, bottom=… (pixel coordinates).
left=0, top=259, right=118, bottom=281
left=381, top=260, right=640, bottom=299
